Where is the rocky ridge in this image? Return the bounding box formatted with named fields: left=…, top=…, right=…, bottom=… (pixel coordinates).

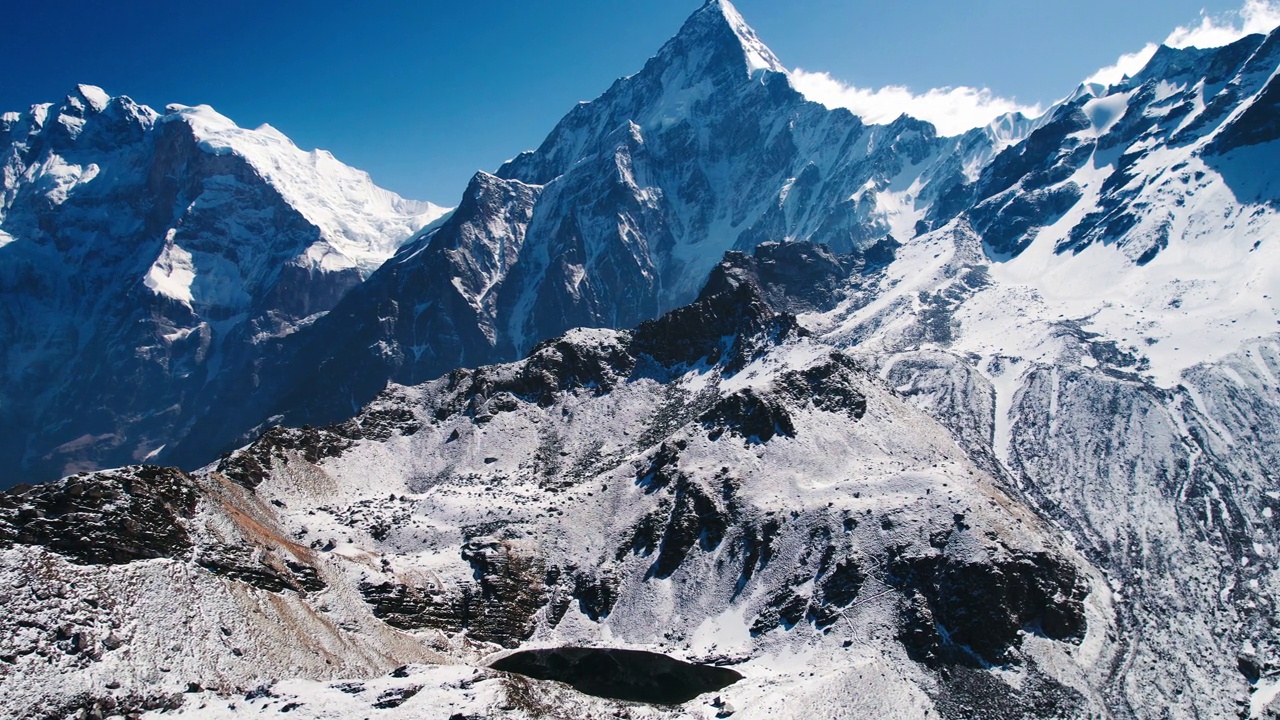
left=0, top=246, right=1106, bottom=719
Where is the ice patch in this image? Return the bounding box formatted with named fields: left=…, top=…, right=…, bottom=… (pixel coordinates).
left=144, top=242, right=196, bottom=304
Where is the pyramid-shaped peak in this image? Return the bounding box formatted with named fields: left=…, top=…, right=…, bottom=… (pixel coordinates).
left=666, top=0, right=787, bottom=75
left=72, top=84, right=112, bottom=112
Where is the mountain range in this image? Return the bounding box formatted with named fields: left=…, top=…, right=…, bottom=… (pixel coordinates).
left=1, top=1, right=1278, bottom=718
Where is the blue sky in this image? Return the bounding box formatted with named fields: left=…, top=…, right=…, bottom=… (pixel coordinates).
left=3, top=0, right=1272, bottom=203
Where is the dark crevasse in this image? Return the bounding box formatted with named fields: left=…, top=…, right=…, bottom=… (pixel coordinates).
left=489, top=647, right=743, bottom=705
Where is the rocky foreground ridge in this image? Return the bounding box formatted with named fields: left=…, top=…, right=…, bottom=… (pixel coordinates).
left=1, top=246, right=1108, bottom=719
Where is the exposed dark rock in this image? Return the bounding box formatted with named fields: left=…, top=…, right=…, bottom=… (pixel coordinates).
left=1210, top=61, right=1280, bottom=154
left=358, top=581, right=461, bottom=634
left=930, top=661, right=1089, bottom=720
left=570, top=569, right=620, bottom=622
left=435, top=333, right=636, bottom=422
left=194, top=544, right=325, bottom=594
left=736, top=517, right=782, bottom=592
left=0, top=466, right=198, bottom=564
left=21, top=691, right=187, bottom=720
left=971, top=183, right=1083, bottom=258
left=699, top=390, right=796, bottom=443
left=215, top=426, right=354, bottom=489
left=750, top=587, right=811, bottom=635
left=631, top=250, right=807, bottom=371
left=810, top=559, right=868, bottom=628
left=722, top=241, right=854, bottom=314
left=775, top=354, right=868, bottom=420
left=359, top=539, right=548, bottom=647
left=634, top=440, right=686, bottom=494
left=650, top=480, right=730, bottom=579
left=372, top=685, right=422, bottom=709
left=887, top=548, right=1089, bottom=666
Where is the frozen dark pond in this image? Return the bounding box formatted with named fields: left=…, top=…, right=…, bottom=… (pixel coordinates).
left=489, top=647, right=743, bottom=704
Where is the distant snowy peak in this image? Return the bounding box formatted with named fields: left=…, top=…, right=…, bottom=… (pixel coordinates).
left=0, top=84, right=450, bottom=483
left=163, top=102, right=448, bottom=276
left=3, top=85, right=446, bottom=277
left=497, top=0, right=791, bottom=186
left=0, top=85, right=157, bottom=160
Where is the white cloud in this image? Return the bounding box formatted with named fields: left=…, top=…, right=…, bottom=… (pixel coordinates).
left=789, top=0, right=1280, bottom=136
left=1166, top=0, right=1280, bottom=47
left=1085, top=45, right=1160, bottom=87
left=790, top=69, right=1042, bottom=137
left=1087, top=0, right=1280, bottom=86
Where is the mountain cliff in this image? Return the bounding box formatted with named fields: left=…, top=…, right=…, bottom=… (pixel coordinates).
left=1, top=1, right=1279, bottom=717
left=0, top=87, right=447, bottom=484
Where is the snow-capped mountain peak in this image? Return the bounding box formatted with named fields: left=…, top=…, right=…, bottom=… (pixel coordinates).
left=682, top=0, right=787, bottom=76
left=0, top=86, right=449, bottom=483
left=72, top=84, right=111, bottom=112
left=4, top=5, right=1280, bottom=715
left=162, top=102, right=447, bottom=277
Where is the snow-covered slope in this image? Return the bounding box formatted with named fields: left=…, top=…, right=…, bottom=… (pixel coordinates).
left=805, top=29, right=1280, bottom=718
left=168, top=104, right=445, bottom=277
left=0, top=249, right=1110, bottom=719
left=236, top=0, right=1029, bottom=451
left=3, top=1, right=1280, bottom=717
left=0, top=86, right=447, bottom=485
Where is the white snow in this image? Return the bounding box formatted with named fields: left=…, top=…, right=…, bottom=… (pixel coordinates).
left=76, top=84, right=111, bottom=112
left=1253, top=677, right=1280, bottom=718
left=144, top=241, right=197, bottom=304
left=711, top=0, right=787, bottom=75
left=164, top=103, right=449, bottom=276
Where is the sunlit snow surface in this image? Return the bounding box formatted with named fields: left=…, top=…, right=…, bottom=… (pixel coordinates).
left=58, top=333, right=1099, bottom=720
left=4, top=2, right=1280, bottom=718
left=167, top=103, right=447, bottom=276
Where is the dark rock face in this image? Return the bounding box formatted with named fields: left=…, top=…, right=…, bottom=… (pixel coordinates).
left=0, top=466, right=198, bottom=564
left=193, top=543, right=326, bottom=595
left=248, top=173, right=541, bottom=434
left=0, top=464, right=329, bottom=596
left=359, top=538, right=549, bottom=647
left=431, top=334, right=638, bottom=424
left=490, top=647, right=742, bottom=705
left=699, top=390, right=796, bottom=443
left=630, top=249, right=808, bottom=372
left=215, top=426, right=354, bottom=490
left=970, top=183, right=1083, bottom=258
left=887, top=549, right=1089, bottom=666
left=20, top=691, right=187, bottom=720
left=1211, top=67, right=1280, bottom=153
left=930, top=662, right=1089, bottom=720
left=372, top=685, right=422, bottom=709
left=214, top=393, right=423, bottom=489
left=776, top=354, right=868, bottom=420
left=0, top=89, right=424, bottom=487
left=647, top=475, right=731, bottom=579
left=720, top=241, right=866, bottom=315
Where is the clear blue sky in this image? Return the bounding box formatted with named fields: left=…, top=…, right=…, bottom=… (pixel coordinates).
left=1, top=0, right=1247, bottom=203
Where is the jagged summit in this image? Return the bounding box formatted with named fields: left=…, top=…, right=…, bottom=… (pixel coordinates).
left=673, top=0, right=788, bottom=75
left=0, top=86, right=447, bottom=484
left=70, top=84, right=111, bottom=112
left=4, top=2, right=1280, bottom=718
